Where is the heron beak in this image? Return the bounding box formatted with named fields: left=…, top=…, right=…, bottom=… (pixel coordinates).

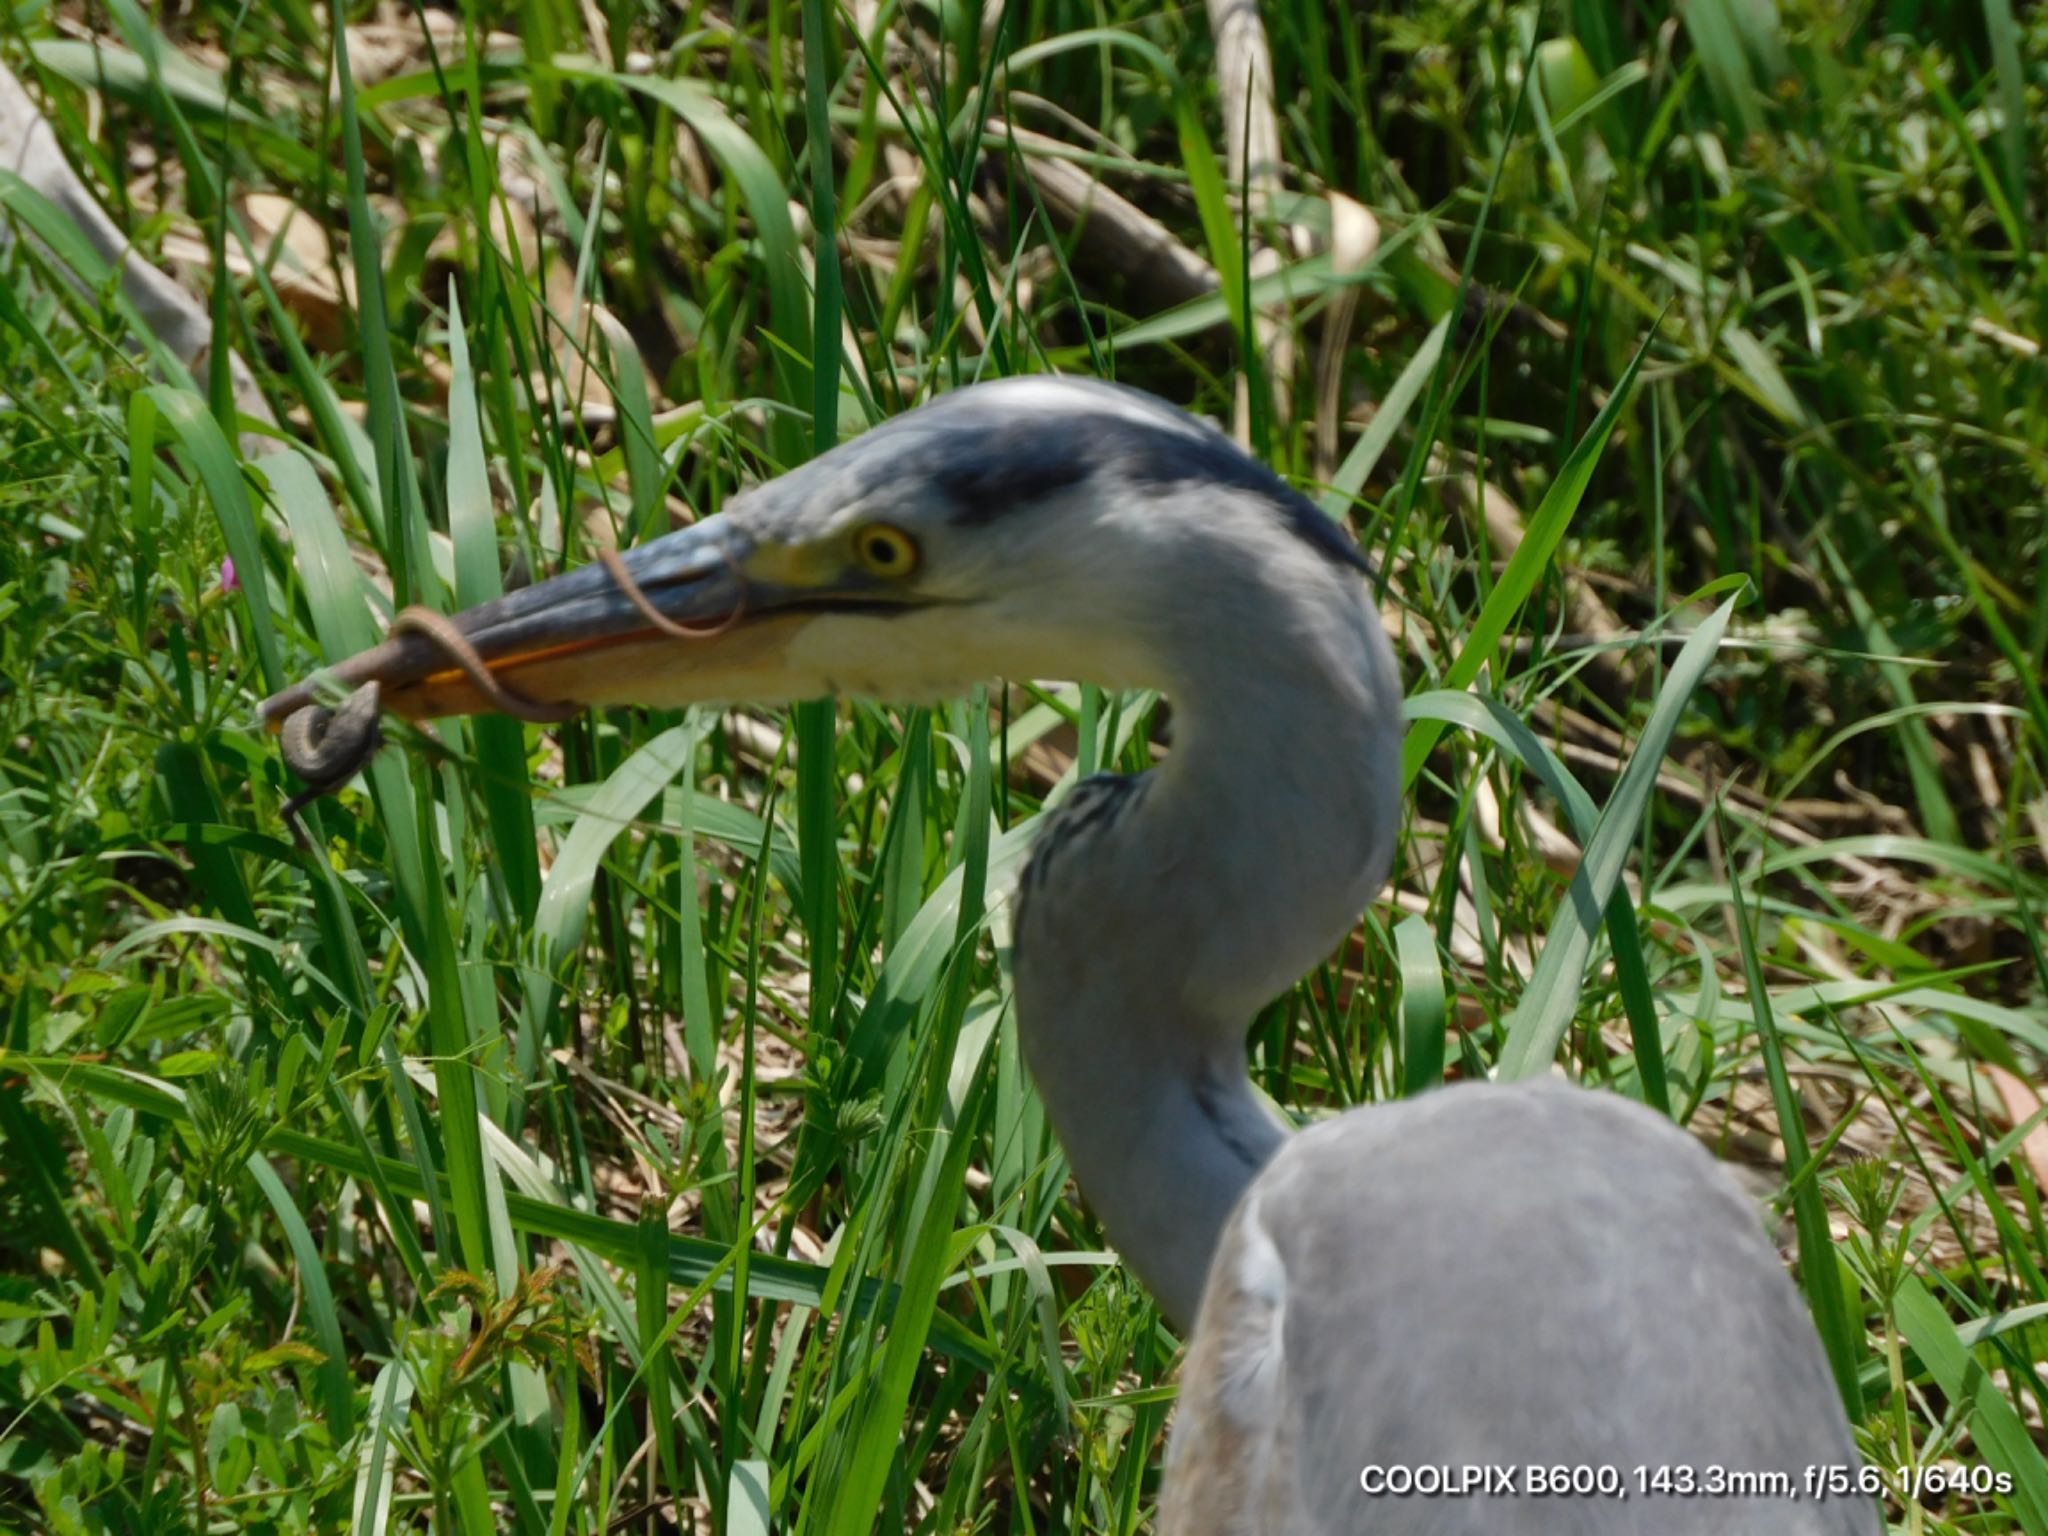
left=258, top=514, right=846, bottom=725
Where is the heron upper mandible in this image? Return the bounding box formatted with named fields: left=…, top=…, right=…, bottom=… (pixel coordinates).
left=262, top=377, right=1876, bottom=1534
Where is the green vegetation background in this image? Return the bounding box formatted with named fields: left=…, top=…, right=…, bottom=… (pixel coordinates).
left=0, top=0, right=2044, bottom=1530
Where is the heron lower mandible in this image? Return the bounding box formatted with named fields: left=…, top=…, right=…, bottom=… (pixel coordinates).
left=263, top=377, right=1875, bottom=1534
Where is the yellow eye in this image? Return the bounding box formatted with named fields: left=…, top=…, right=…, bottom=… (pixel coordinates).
left=853, top=522, right=921, bottom=579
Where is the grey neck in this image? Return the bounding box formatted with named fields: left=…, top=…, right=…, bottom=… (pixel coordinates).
left=1010, top=571, right=1401, bottom=1326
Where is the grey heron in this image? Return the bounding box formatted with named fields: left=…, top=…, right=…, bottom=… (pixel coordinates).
left=262, top=377, right=1876, bottom=1533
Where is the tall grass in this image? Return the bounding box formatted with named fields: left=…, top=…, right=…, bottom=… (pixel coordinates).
left=0, top=0, right=2043, bottom=1531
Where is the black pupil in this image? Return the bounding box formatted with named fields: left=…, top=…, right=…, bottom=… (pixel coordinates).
left=868, top=536, right=898, bottom=566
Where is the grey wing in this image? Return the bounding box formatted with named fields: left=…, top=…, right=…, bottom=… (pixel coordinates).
left=1159, top=1082, right=1880, bottom=1536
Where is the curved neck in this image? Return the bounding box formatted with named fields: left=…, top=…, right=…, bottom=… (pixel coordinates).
left=1012, top=574, right=1400, bottom=1326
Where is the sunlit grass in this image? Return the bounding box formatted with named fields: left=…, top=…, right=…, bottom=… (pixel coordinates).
left=0, top=0, right=2044, bottom=1531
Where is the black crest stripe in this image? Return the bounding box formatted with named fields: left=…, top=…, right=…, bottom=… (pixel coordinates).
left=928, top=408, right=1369, bottom=574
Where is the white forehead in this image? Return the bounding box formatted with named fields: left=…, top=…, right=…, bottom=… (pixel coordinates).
left=949, top=376, right=1213, bottom=439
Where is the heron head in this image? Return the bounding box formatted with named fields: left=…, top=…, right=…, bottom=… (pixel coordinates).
left=258, top=377, right=1370, bottom=727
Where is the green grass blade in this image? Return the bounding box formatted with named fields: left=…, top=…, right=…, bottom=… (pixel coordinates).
left=330, top=5, right=429, bottom=594
left=1724, top=823, right=1864, bottom=1419
left=146, top=385, right=283, bottom=692
left=729, top=1460, right=773, bottom=1536
left=822, top=1061, right=991, bottom=1536
left=549, top=59, right=812, bottom=445
left=445, top=287, right=541, bottom=921
left=1395, top=914, right=1446, bottom=1096
left=523, top=722, right=708, bottom=1073
left=1401, top=322, right=1656, bottom=791
left=349, top=1360, right=415, bottom=1536
left=247, top=1155, right=355, bottom=1435
left=1980, top=0, right=2029, bottom=221
left=1894, top=1275, right=2048, bottom=1532
left=1320, top=314, right=1451, bottom=519
left=1497, top=595, right=1736, bottom=1078
left=531, top=722, right=707, bottom=980
left=258, top=450, right=379, bottom=659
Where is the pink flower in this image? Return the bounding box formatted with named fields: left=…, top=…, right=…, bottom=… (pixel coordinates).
left=221, top=556, right=239, bottom=594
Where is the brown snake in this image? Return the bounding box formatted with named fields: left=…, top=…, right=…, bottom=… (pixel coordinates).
left=277, top=607, right=572, bottom=836
left=277, top=547, right=738, bottom=838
